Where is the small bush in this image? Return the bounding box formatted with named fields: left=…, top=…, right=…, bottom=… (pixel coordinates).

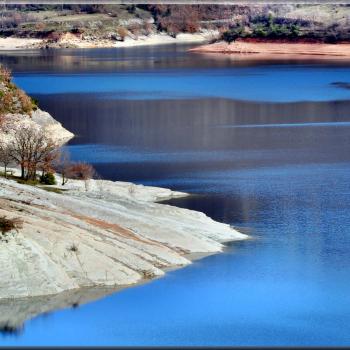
left=31, top=97, right=39, bottom=110
left=68, top=243, right=79, bottom=252
left=0, top=216, right=23, bottom=236
left=40, top=172, right=57, bottom=185
left=222, top=26, right=246, bottom=43
left=141, top=270, right=156, bottom=279
left=0, top=66, right=11, bottom=84
left=222, top=30, right=239, bottom=43
left=116, top=27, right=128, bottom=41
left=16, top=89, right=33, bottom=114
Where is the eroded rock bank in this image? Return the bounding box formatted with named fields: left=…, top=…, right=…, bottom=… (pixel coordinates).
left=190, top=40, right=350, bottom=58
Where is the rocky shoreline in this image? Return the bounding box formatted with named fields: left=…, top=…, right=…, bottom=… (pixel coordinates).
left=0, top=93, right=247, bottom=304
left=0, top=31, right=217, bottom=50
left=0, top=172, right=247, bottom=301
left=0, top=60, right=246, bottom=330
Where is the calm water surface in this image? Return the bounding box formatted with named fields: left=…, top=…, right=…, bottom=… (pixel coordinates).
left=1, top=45, right=350, bottom=345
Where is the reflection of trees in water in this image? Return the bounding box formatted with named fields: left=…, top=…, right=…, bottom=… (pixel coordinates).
left=34, top=93, right=350, bottom=183
left=38, top=93, right=350, bottom=151
left=0, top=286, right=118, bottom=334
left=3, top=46, right=350, bottom=74
left=0, top=323, right=24, bottom=336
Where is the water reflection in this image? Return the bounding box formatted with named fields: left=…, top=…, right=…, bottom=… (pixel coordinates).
left=0, top=287, right=121, bottom=334
left=3, top=45, right=350, bottom=74
left=34, top=94, right=350, bottom=183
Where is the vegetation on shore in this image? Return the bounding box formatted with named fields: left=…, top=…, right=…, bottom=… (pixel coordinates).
left=1, top=4, right=350, bottom=45
left=0, top=64, right=96, bottom=191
left=0, top=66, right=37, bottom=117
left=220, top=13, right=349, bottom=44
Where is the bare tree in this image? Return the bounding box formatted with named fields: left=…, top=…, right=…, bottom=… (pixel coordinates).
left=0, top=142, right=13, bottom=178
left=53, top=148, right=72, bottom=186
left=9, top=125, right=58, bottom=181
left=39, top=148, right=59, bottom=178
left=155, top=5, right=200, bottom=36
left=68, top=162, right=96, bottom=191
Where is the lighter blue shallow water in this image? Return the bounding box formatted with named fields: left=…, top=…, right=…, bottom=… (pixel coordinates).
left=12, top=67, right=350, bottom=102
left=1, top=46, right=350, bottom=345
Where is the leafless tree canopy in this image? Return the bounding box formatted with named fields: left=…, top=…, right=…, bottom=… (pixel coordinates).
left=68, top=162, right=96, bottom=181
left=8, top=125, right=57, bottom=181
left=0, top=125, right=98, bottom=186
left=0, top=142, right=13, bottom=178
left=53, top=148, right=72, bottom=186
left=67, top=162, right=96, bottom=191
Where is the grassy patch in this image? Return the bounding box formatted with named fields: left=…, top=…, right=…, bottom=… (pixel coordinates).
left=40, top=186, right=67, bottom=194
left=1, top=173, right=68, bottom=194
left=16, top=178, right=39, bottom=186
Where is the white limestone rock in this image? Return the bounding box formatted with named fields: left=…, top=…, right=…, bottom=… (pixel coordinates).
left=0, top=175, right=247, bottom=300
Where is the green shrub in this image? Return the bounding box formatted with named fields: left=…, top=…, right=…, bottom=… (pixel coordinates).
left=290, top=24, right=300, bottom=38
left=222, top=27, right=246, bottom=43
left=252, top=25, right=268, bottom=38
left=31, top=97, right=39, bottom=110
left=40, top=172, right=57, bottom=185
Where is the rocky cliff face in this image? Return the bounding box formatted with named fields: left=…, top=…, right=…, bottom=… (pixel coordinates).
left=0, top=65, right=74, bottom=145
left=1, top=109, right=74, bottom=146
left=30, top=108, right=74, bottom=144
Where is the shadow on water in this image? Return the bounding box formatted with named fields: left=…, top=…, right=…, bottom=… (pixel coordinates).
left=0, top=287, right=121, bottom=336
left=0, top=324, right=24, bottom=337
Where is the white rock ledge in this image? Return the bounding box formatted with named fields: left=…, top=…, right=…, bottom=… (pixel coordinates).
left=31, top=108, right=74, bottom=144
left=0, top=174, right=247, bottom=302
left=1, top=108, right=74, bottom=146
left=0, top=106, right=247, bottom=329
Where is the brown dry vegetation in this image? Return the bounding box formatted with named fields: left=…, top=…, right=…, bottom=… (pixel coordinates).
left=0, top=216, right=23, bottom=236
left=0, top=65, right=37, bottom=117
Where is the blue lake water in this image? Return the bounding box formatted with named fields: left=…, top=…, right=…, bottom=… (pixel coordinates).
left=12, top=63, right=350, bottom=102
left=1, top=45, right=350, bottom=345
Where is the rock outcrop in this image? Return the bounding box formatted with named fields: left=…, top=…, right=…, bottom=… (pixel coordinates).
left=1, top=109, right=74, bottom=146
left=0, top=175, right=247, bottom=300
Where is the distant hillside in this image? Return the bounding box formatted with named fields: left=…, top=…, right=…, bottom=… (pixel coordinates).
left=1, top=4, right=350, bottom=43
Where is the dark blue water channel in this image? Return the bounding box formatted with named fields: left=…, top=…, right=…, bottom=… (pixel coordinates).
left=1, top=44, right=350, bottom=345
